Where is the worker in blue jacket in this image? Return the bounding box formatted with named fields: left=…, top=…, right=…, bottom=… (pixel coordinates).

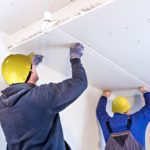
left=96, top=86, right=150, bottom=150
left=0, top=43, right=87, bottom=150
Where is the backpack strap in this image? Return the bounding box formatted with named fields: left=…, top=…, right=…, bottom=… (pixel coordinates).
left=127, top=116, right=132, bottom=129
left=106, top=121, right=113, bottom=133
left=106, top=116, right=132, bottom=133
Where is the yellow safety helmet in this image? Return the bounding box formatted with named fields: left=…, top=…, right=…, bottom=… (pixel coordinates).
left=2, top=53, right=34, bottom=85
left=112, top=96, right=131, bottom=113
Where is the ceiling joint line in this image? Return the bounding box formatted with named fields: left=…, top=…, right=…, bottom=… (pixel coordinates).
left=59, top=28, right=149, bottom=88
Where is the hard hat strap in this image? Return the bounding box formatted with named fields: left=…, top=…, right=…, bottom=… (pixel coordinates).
left=25, top=65, right=32, bottom=83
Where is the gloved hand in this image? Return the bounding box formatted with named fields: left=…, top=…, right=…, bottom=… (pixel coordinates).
left=32, top=54, right=43, bottom=66
left=70, top=43, right=84, bottom=59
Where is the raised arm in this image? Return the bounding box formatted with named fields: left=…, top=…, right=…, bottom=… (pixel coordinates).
left=96, top=90, right=111, bottom=124
left=131, top=86, right=150, bottom=123
left=39, top=43, right=88, bottom=114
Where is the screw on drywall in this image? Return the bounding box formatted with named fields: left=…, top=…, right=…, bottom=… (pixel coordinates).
left=147, top=18, right=150, bottom=23
left=108, top=32, right=113, bottom=35
left=8, top=45, right=13, bottom=49
left=125, top=27, right=129, bottom=30
left=137, top=40, right=140, bottom=43
left=11, top=3, right=15, bottom=6
left=22, top=25, right=26, bottom=29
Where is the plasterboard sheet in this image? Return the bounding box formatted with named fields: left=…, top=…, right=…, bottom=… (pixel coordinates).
left=0, top=0, right=71, bottom=34
left=60, top=0, right=150, bottom=86
left=10, top=29, right=142, bottom=90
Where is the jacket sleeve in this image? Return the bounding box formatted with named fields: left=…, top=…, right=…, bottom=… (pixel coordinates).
left=131, top=92, right=150, bottom=123
left=96, top=96, right=110, bottom=125
left=39, top=58, right=87, bottom=114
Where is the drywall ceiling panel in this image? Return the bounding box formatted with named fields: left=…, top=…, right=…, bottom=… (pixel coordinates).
left=60, top=0, right=150, bottom=85
left=10, top=29, right=142, bottom=90
left=0, top=0, right=71, bottom=34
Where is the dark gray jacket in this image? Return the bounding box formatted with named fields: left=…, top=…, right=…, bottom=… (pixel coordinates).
left=0, top=58, right=87, bottom=150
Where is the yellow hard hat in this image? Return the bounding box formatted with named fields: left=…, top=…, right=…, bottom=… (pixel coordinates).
left=2, top=53, right=34, bottom=85
left=112, top=96, right=131, bottom=113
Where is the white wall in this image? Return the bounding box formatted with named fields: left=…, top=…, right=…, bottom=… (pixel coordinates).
left=0, top=127, right=6, bottom=150
left=0, top=31, right=11, bottom=150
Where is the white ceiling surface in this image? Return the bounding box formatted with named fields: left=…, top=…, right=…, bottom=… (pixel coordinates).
left=7, top=0, right=150, bottom=90
left=0, top=0, right=72, bottom=34
left=60, top=0, right=150, bottom=85
left=10, top=29, right=141, bottom=90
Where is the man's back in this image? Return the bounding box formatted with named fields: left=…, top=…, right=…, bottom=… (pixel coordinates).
left=96, top=92, right=150, bottom=149
left=0, top=83, right=66, bottom=150
left=0, top=58, right=87, bottom=150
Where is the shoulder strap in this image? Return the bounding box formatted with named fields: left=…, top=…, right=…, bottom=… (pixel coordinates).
left=106, top=121, right=113, bottom=133
left=127, top=116, right=132, bottom=129
left=106, top=116, right=132, bottom=133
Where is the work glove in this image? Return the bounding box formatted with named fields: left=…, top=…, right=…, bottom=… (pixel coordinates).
left=32, top=54, right=43, bottom=66
left=70, top=43, right=84, bottom=59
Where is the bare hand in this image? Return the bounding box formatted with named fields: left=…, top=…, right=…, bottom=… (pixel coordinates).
left=102, top=90, right=112, bottom=97
left=139, top=86, right=148, bottom=94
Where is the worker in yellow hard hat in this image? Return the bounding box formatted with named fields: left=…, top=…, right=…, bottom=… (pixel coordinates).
left=0, top=43, right=87, bottom=150
left=96, top=87, right=150, bottom=150
left=2, top=53, right=34, bottom=85
left=112, top=96, right=131, bottom=114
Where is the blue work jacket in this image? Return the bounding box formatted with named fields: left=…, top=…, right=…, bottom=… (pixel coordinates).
left=96, top=92, right=150, bottom=148
left=0, top=58, right=87, bottom=150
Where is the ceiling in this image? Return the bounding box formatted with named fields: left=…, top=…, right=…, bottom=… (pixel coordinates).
left=60, top=0, right=150, bottom=86
left=10, top=28, right=142, bottom=90
left=0, top=0, right=72, bottom=34
left=4, top=0, right=150, bottom=90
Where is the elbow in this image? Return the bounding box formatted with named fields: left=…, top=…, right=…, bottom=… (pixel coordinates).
left=96, top=110, right=98, bottom=117
left=82, top=74, right=88, bottom=90
left=81, top=78, right=88, bottom=91
left=72, top=78, right=88, bottom=95
left=84, top=79, right=88, bottom=89
left=76, top=76, right=88, bottom=91
left=96, top=106, right=100, bottom=116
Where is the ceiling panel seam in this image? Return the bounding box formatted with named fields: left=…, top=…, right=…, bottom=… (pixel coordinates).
left=9, top=27, right=148, bottom=88
left=59, top=28, right=149, bottom=88
left=7, top=0, right=114, bottom=48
